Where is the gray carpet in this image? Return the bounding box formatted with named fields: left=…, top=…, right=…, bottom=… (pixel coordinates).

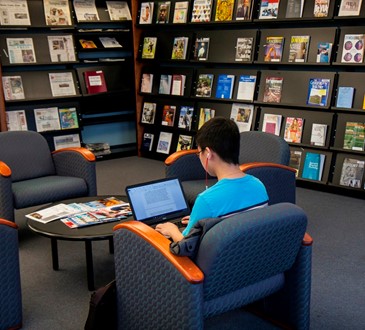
left=15, top=156, right=365, bottom=329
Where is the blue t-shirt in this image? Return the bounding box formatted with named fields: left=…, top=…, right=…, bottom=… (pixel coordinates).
left=182, top=174, right=269, bottom=236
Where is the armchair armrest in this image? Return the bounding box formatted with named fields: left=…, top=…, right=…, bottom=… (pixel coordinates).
left=0, top=218, right=18, bottom=229
left=165, top=149, right=198, bottom=166
left=0, top=161, right=11, bottom=177
left=113, top=221, right=204, bottom=284
left=240, top=162, right=296, bottom=173
left=52, top=147, right=96, bottom=162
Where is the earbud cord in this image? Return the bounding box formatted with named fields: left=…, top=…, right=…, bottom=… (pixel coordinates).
left=205, top=157, right=209, bottom=190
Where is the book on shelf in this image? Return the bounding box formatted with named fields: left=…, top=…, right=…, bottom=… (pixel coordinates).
left=306, top=78, right=330, bottom=106
left=214, top=0, right=235, bottom=21
left=173, top=1, right=189, bottom=23
left=285, top=0, right=304, bottom=17
left=171, top=37, right=189, bottom=60
left=195, top=73, right=214, bottom=97
left=313, top=0, right=330, bottom=17
left=139, top=2, right=154, bottom=24
left=178, top=106, right=194, bottom=130
left=336, top=86, right=355, bottom=108
left=343, top=121, right=365, bottom=151
left=161, top=105, right=176, bottom=126
left=338, top=0, right=363, bottom=16
left=262, top=113, right=282, bottom=136
left=73, top=0, right=99, bottom=21
left=191, top=0, right=212, bottom=22
left=284, top=117, right=304, bottom=143
left=49, top=72, right=77, bottom=97
left=288, top=35, right=310, bottom=63
left=234, top=0, right=252, bottom=20
left=302, top=152, right=325, bottom=181
left=341, top=34, right=365, bottom=63
left=84, top=70, right=107, bottom=94
left=263, top=76, right=283, bottom=103
left=316, top=42, right=332, bottom=63
left=156, top=131, right=173, bottom=154
left=171, top=74, right=186, bottom=96
left=156, top=1, right=171, bottom=23
left=141, top=37, right=157, bottom=59
left=141, top=102, right=156, bottom=124
left=140, top=73, right=154, bottom=93
left=6, top=37, right=36, bottom=64
left=99, top=37, right=122, bottom=48
left=264, top=36, right=284, bottom=62
left=106, top=1, right=132, bottom=20
left=235, top=37, right=254, bottom=62
left=48, top=35, right=76, bottom=62
left=289, top=150, right=302, bottom=177
left=79, top=39, right=97, bottom=48
left=259, top=0, right=280, bottom=19
left=310, top=123, right=327, bottom=146
left=194, top=37, right=210, bottom=61
left=34, top=107, right=61, bottom=132
left=6, top=110, right=27, bottom=131
left=53, top=134, right=81, bottom=150
left=198, top=108, right=215, bottom=129
left=59, top=107, right=79, bottom=129
left=2, top=75, right=25, bottom=100
left=159, top=74, right=172, bottom=94
left=142, top=132, right=154, bottom=152
left=0, top=0, right=31, bottom=26
left=43, top=0, right=72, bottom=25
left=236, top=75, right=256, bottom=101
left=339, top=158, right=365, bottom=188
left=176, top=134, right=193, bottom=151
left=230, top=103, right=254, bottom=132
left=214, top=74, right=235, bottom=99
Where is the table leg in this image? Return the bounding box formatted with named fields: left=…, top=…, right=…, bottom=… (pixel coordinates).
left=85, top=240, right=95, bottom=291
left=51, top=238, right=59, bottom=270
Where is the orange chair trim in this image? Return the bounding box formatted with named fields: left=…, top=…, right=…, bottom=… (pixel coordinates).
left=0, top=218, right=18, bottom=229
left=165, top=149, right=199, bottom=166
left=0, top=161, right=11, bottom=177
left=114, top=221, right=204, bottom=284
left=240, top=162, right=297, bottom=173
left=52, top=147, right=96, bottom=161
left=303, top=233, right=313, bottom=246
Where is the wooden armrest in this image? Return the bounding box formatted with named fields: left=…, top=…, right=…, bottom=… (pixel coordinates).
left=0, top=161, right=11, bottom=177
left=114, top=221, right=204, bottom=284
left=52, top=147, right=96, bottom=161
left=240, top=162, right=297, bottom=173
left=302, top=233, right=313, bottom=246
left=0, top=218, right=18, bottom=229
left=165, top=149, right=198, bottom=166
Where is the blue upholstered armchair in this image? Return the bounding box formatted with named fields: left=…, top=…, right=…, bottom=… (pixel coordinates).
left=0, top=218, right=22, bottom=330
left=165, top=131, right=296, bottom=206
left=113, top=203, right=312, bottom=330
left=0, top=131, right=97, bottom=222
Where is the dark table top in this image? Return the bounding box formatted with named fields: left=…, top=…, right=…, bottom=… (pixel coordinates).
left=27, top=196, right=132, bottom=241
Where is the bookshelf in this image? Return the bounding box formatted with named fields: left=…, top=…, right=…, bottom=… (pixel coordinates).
left=132, top=0, right=365, bottom=196
left=0, top=0, right=136, bottom=158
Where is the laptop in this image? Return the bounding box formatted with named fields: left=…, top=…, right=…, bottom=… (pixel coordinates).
left=125, top=177, right=190, bottom=227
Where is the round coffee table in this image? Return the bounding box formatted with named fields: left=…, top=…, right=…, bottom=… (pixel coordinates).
left=27, top=196, right=130, bottom=291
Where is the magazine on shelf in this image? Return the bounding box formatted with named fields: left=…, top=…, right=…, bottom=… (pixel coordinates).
left=215, top=74, right=235, bottom=99
left=0, top=0, right=31, bottom=26
left=79, top=39, right=97, bottom=48
left=262, top=113, right=282, bottom=136
left=84, top=70, right=107, bottom=94
left=156, top=131, right=173, bottom=154
left=336, top=87, right=355, bottom=108
left=2, top=75, right=25, bottom=100
left=288, top=35, right=310, bottom=63
left=171, top=74, right=186, bottom=96
left=285, top=0, right=304, bottom=17
left=59, top=107, right=79, bottom=129
left=142, top=133, right=154, bottom=151
left=73, top=0, right=100, bottom=21
left=341, top=34, right=365, bottom=64
left=140, top=73, right=154, bottom=93
left=235, top=37, right=254, bottom=62
left=313, top=0, right=330, bottom=17
left=139, top=2, right=154, bottom=24
left=141, top=37, right=157, bottom=59
left=343, top=121, right=365, bottom=151
left=48, top=35, right=76, bottom=62
left=159, top=74, right=172, bottom=94
left=171, top=37, right=189, bottom=60
left=34, top=107, right=61, bottom=132
left=49, top=72, right=77, bottom=97
left=284, top=117, right=304, bottom=143
left=6, top=37, right=36, bottom=64
left=191, top=0, right=212, bottom=22
left=236, top=75, right=256, bottom=101
left=214, top=0, right=235, bottom=21
left=99, top=37, right=122, bottom=48
left=235, top=0, right=252, bottom=20
left=6, top=110, right=27, bottom=131
left=230, top=103, right=254, bottom=132
left=264, top=36, right=284, bottom=62
left=339, top=158, right=365, bottom=188
left=302, top=152, right=325, bottom=181
left=195, top=73, right=214, bottom=97
left=53, top=134, right=81, bottom=150
left=316, top=42, right=332, bottom=63
left=156, top=1, right=171, bottom=23
left=310, top=123, right=327, bottom=146
left=44, top=0, right=72, bottom=25
left=306, top=78, right=330, bottom=106
left=176, top=134, right=193, bottom=151
left=141, top=102, right=156, bottom=124
left=289, top=150, right=302, bottom=177
left=173, top=1, right=189, bottom=23
left=263, top=76, right=283, bottom=103
left=161, top=105, right=176, bottom=126
left=259, top=0, right=280, bottom=19
left=198, top=108, right=215, bottom=129
left=338, top=0, right=363, bottom=16
left=178, top=106, right=194, bottom=130
left=194, top=37, right=210, bottom=61
left=106, top=1, right=131, bottom=20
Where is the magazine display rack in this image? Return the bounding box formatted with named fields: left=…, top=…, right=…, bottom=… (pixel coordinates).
left=0, top=0, right=136, bottom=157
left=132, top=0, right=365, bottom=195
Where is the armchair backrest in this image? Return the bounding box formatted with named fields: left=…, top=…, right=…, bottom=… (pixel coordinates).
left=239, top=131, right=290, bottom=165
left=194, top=203, right=307, bottom=302
left=0, top=131, right=55, bottom=182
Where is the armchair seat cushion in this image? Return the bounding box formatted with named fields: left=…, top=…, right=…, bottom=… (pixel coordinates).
left=12, top=176, right=88, bottom=209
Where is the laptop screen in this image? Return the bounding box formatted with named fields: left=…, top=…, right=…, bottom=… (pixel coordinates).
left=125, top=177, right=190, bottom=225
